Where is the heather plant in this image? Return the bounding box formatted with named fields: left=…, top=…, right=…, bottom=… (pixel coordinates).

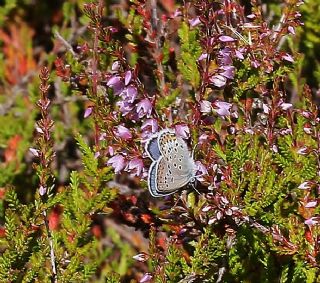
left=1, top=0, right=320, bottom=282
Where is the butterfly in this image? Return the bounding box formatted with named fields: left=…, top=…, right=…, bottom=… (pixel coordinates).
left=145, top=129, right=196, bottom=197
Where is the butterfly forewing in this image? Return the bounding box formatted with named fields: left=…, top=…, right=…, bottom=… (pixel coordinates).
left=145, top=136, right=161, bottom=161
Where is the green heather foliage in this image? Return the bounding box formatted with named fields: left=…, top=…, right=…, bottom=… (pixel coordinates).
left=1, top=0, right=320, bottom=282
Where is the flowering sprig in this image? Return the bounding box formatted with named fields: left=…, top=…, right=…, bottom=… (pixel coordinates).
left=30, top=67, right=57, bottom=282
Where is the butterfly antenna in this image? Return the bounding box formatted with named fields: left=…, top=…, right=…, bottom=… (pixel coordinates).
left=191, top=180, right=201, bottom=195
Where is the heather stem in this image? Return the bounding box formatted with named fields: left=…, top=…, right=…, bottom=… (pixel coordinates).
left=43, top=210, right=58, bottom=283
left=37, top=67, right=58, bottom=282
left=91, top=0, right=104, bottom=147
left=150, top=0, right=166, bottom=96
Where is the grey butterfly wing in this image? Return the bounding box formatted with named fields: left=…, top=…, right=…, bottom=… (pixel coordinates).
left=147, top=129, right=195, bottom=197
left=156, top=139, right=195, bottom=196
left=155, top=157, right=190, bottom=196
left=159, top=131, right=195, bottom=183
left=147, top=158, right=175, bottom=197
left=145, top=135, right=161, bottom=161
left=164, top=137, right=195, bottom=184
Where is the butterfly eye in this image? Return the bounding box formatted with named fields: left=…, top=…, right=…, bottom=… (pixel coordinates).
left=178, top=165, right=182, bottom=170
left=173, top=163, right=177, bottom=168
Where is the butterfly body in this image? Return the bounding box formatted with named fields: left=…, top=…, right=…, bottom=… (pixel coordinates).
left=145, top=129, right=196, bottom=197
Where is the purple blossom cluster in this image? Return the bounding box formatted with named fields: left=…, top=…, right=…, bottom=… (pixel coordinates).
left=51, top=0, right=320, bottom=280
left=101, top=66, right=159, bottom=178
left=106, top=69, right=152, bottom=120
left=99, top=0, right=301, bottom=186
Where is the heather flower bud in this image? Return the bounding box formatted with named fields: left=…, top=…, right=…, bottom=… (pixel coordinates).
left=133, top=253, right=149, bottom=262
left=115, top=125, right=132, bottom=140
left=136, top=99, right=152, bottom=118
left=107, top=155, right=126, bottom=173
left=200, top=100, right=212, bottom=114
left=175, top=124, right=190, bottom=139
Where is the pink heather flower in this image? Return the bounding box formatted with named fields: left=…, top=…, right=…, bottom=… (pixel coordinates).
left=305, top=201, right=317, bottom=208
left=219, top=35, right=236, bottom=42
left=247, top=14, right=256, bottom=19
left=99, top=133, right=107, bottom=141
left=198, top=53, right=208, bottom=61
left=301, top=111, right=311, bottom=118
left=251, top=60, right=260, bottom=68
left=116, top=125, right=132, bottom=140
left=210, top=75, right=227, bottom=88
left=195, top=161, right=208, bottom=182
left=136, top=99, right=152, bottom=118
left=219, top=48, right=232, bottom=65
left=213, top=101, right=232, bottom=117
left=141, top=118, right=158, bottom=133
left=304, top=217, right=320, bottom=226
left=173, top=9, right=182, bottom=17
left=279, top=128, right=292, bottom=135
left=199, top=133, right=208, bottom=144
left=107, top=146, right=114, bottom=156
left=298, top=181, right=313, bottom=190
left=297, top=147, right=308, bottom=155
left=288, top=26, right=295, bottom=35
left=35, top=126, right=44, bottom=134
left=175, top=124, right=190, bottom=139
left=263, top=104, right=270, bottom=114
left=111, top=61, right=120, bottom=71
left=107, top=76, right=121, bottom=87
left=125, top=70, right=132, bottom=85
left=94, top=151, right=100, bottom=159
left=235, top=49, right=244, bottom=60
left=189, top=17, right=201, bottom=27
left=107, top=154, right=126, bottom=173
left=109, top=27, right=118, bottom=33
left=280, top=103, right=293, bottom=111
left=220, top=65, right=235, bottom=79
left=202, top=205, right=213, bottom=212
left=282, top=53, right=294, bottom=63
left=84, top=106, right=93, bottom=118
left=117, top=100, right=134, bottom=116
left=133, top=253, right=149, bottom=262
left=39, top=185, right=47, bottom=196
left=304, top=126, right=312, bottom=134
left=107, top=76, right=125, bottom=95
left=245, top=128, right=254, bottom=135
left=216, top=211, right=223, bottom=220
left=29, top=148, right=40, bottom=157
left=126, top=158, right=144, bottom=177
left=121, top=86, right=137, bottom=103
left=200, top=100, right=212, bottom=114
left=140, top=273, right=153, bottom=283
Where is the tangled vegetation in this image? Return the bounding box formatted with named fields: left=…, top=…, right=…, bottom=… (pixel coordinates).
left=0, top=0, right=320, bottom=282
